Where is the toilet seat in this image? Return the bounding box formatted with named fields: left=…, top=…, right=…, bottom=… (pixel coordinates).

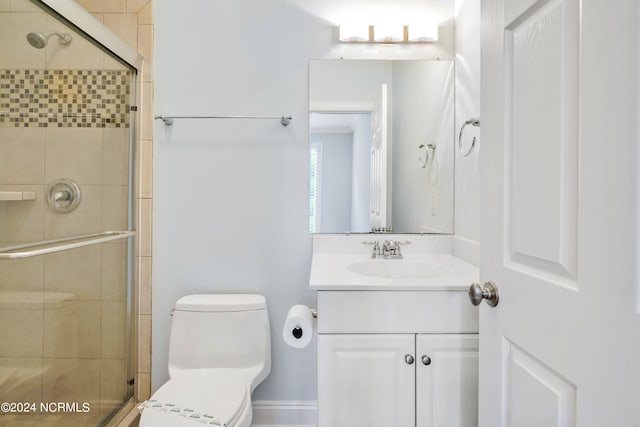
left=139, top=370, right=250, bottom=427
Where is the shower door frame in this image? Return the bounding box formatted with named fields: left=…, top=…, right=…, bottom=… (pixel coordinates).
left=2, top=0, right=146, bottom=424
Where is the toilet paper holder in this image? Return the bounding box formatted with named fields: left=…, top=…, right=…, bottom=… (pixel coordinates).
left=291, top=307, right=317, bottom=327
left=290, top=307, right=317, bottom=339
left=283, top=305, right=317, bottom=349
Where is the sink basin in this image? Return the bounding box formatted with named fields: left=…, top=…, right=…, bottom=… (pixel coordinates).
left=347, top=260, right=450, bottom=279
left=309, top=250, right=479, bottom=290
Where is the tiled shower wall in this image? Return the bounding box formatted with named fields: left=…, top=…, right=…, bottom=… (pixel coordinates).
left=77, top=0, right=155, bottom=402
left=0, top=0, right=154, bottom=405
left=1, top=69, right=131, bottom=128
left=0, top=0, right=138, bottom=419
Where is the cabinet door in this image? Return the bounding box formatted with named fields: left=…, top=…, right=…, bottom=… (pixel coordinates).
left=318, top=334, right=415, bottom=427
left=416, top=334, right=479, bottom=427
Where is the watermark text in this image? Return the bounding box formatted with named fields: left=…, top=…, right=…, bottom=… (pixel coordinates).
left=1, top=402, right=91, bottom=413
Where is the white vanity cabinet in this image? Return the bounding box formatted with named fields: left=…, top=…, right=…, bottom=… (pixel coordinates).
left=318, top=334, right=415, bottom=427
left=316, top=291, right=479, bottom=427
left=416, top=334, right=479, bottom=427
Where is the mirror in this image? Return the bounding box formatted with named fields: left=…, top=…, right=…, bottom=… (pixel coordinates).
left=308, top=59, right=454, bottom=234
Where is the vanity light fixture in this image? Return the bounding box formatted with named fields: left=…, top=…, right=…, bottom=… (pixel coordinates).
left=408, top=22, right=438, bottom=42
left=373, top=24, right=404, bottom=43
left=338, top=23, right=370, bottom=42
left=339, top=23, right=438, bottom=43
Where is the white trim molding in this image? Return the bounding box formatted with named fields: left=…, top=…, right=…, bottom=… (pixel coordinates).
left=252, top=400, right=317, bottom=426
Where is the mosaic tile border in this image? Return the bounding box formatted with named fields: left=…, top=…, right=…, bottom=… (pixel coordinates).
left=0, top=69, right=131, bottom=128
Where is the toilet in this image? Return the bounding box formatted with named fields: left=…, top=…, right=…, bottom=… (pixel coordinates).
left=139, top=294, right=271, bottom=427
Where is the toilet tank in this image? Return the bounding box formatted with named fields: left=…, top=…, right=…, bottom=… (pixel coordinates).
left=168, top=294, right=271, bottom=382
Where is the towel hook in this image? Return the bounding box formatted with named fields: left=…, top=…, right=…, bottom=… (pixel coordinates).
left=418, top=143, right=436, bottom=168
left=458, top=118, right=480, bottom=156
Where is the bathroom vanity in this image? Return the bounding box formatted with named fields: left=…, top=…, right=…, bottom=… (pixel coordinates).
left=310, top=236, right=479, bottom=427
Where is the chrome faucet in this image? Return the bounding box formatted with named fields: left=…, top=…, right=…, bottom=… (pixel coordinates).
left=382, top=240, right=403, bottom=259
left=364, top=240, right=406, bottom=259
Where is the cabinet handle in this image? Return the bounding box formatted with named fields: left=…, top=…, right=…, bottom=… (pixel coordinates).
left=421, top=355, right=432, bottom=366
left=404, top=354, right=415, bottom=365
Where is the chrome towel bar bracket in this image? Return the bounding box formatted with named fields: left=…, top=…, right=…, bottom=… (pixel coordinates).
left=458, top=117, right=480, bottom=156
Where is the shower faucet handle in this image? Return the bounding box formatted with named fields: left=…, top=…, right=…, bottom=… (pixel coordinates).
left=46, top=178, right=81, bottom=213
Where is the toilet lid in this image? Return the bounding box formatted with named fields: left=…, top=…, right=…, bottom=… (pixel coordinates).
left=139, top=370, right=249, bottom=427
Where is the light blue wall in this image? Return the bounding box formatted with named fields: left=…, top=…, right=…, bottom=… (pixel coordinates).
left=454, top=0, right=481, bottom=243
left=153, top=0, right=456, bottom=401
left=310, top=132, right=353, bottom=233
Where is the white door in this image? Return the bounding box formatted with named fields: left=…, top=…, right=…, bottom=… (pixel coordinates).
left=480, top=0, right=640, bottom=426
left=370, top=83, right=389, bottom=229
left=416, top=334, right=479, bottom=427
left=317, top=334, right=414, bottom=427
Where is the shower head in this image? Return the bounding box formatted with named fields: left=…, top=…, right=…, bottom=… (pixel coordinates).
left=26, top=32, right=72, bottom=49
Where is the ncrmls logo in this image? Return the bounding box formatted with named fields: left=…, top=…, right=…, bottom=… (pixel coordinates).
left=40, top=402, right=91, bottom=413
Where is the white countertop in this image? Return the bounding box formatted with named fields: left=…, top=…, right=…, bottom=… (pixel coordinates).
left=309, top=253, right=479, bottom=291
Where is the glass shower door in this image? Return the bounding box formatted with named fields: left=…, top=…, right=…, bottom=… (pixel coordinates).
left=0, top=1, right=136, bottom=425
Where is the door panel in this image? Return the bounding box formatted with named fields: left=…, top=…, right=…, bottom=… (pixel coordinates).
left=506, top=0, right=579, bottom=285
left=480, top=0, right=640, bottom=426
left=317, top=334, right=414, bottom=427
left=370, top=83, right=389, bottom=229
left=416, top=334, right=478, bottom=427
left=505, top=340, right=576, bottom=427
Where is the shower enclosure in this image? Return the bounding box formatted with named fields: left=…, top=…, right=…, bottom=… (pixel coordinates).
left=0, top=1, right=138, bottom=425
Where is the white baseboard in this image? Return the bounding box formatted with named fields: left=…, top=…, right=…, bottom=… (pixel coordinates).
left=252, top=400, right=317, bottom=426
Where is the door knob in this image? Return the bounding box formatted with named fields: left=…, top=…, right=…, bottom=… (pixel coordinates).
left=404, top=354, right=415, bottom=365
left=468, top=281, right=499, bottom=307
left=421, top=355, right=431, bottom=366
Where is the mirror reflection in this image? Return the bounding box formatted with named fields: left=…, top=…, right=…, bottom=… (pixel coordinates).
left=308, top=59, right=454, bottom=234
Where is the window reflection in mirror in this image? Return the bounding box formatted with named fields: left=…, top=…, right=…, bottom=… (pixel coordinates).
left=308, top=59, right=454, bottom=234
left=309, top=113, right=371, bottom=233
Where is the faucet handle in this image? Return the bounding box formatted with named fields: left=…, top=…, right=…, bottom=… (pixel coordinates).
left=363, top=241, right=382, bottom=258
